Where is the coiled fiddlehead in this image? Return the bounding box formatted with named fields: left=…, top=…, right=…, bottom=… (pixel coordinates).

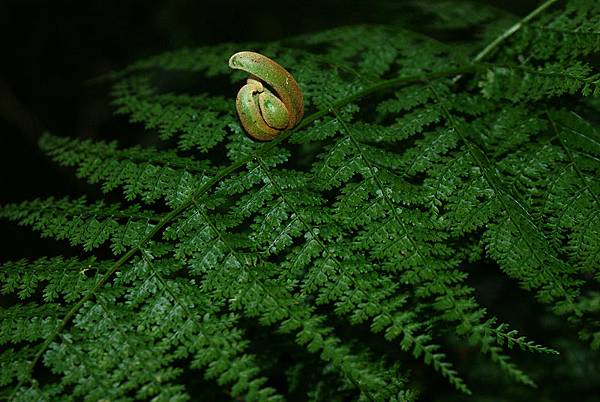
left=229, top=51, right=304, bottom=141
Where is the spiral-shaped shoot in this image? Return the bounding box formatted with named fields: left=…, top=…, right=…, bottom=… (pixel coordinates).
left=229, top=51, right=304, bottom=141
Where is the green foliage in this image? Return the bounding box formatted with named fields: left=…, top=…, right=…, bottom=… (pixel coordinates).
left=2, top=0, right=600, bottom=400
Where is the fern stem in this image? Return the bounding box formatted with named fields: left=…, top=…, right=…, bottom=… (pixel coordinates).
left=9, top=65, right=475, bottom=399
left=473, top=0, right=561, bottom=62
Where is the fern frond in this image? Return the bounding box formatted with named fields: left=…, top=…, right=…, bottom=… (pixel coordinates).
left=3, top=2, right=599, bottom=400
left=480, top=62, right=600, bottom=100
left=113, top=77, right=238, bottom=153
left=1, top=197, right=157, bottom=254
left=514, top=0, right=600, bottom=61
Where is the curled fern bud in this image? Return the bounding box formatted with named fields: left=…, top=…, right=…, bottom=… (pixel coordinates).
left=229, top=51, right=304, bottom=141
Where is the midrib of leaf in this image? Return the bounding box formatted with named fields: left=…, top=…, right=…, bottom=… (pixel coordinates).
left=256, top=156, right=368, bottom=295
left=487, top=61, right=598, bottom=83
left=137, top=249, right=273, bottom=398
left=197, top=166, right=384, bottom=400
left=333, top=110, right=471, bottom=394
left=429, top=84, right=581, bottom=316
left=254, top=153, right=422, bottom=395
